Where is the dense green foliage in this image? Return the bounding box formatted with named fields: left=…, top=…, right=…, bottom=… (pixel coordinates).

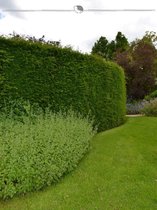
left=142, top=98, right=157, bottom=116
left=0, top=36, right=126, bottom=131
left=115, top=32, right=129, bottom=52
left=91, top=36, right=110, bottom=59
left=92, top=31, right=157, bottom=100
left=145, top=89, right=157, bottom=100
left=91, top=32, right=129, bottom=60
left=116, top=39, right=157, bottom=99
left=0, top=110, right=95, bottom=199
left=1, top=117, right=157, bottom=210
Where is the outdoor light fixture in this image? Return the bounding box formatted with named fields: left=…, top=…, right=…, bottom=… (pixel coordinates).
left=1, top=5, right=156, bottom=13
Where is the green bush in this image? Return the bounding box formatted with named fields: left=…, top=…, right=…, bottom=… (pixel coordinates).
left=0, top=50, right=16, bottom=107
left=0, top=36, right=126, bottom=131
left=141, top=98, right=157, bottom=116
left=0, top=110, right=95, bottom=199
left=145, top=90, right=157, bottom=101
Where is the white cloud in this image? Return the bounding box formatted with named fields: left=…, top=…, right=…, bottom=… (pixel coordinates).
left=0, top=0, right=157, bottom=52
left=0, top=0, right=23, bottom=18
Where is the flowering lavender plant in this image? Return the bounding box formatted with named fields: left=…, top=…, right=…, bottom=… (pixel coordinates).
left=126, top=100, right=148, bottom=115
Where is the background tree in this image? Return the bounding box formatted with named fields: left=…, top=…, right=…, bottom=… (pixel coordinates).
left=131, top=40, right=157, bottom=99
left=141, top=31, right=157, bottom=46
left=91, top=32, right=129, bottom=60
left=115, top=50, right=132, bottom=94
left=115, top=32, right=129, bottom=52
left=115, top=37, right=157, bottom=99
left=107, top=40, right=116, bottom=60
left=92, top=31, right=157, bottom=100
left=91, top=36, right=109, bottom=59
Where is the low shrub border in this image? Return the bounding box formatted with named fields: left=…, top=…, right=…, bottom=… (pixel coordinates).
left=141, top=98, right=157, bottom=116
left=0, top=110, right=95, bottom=199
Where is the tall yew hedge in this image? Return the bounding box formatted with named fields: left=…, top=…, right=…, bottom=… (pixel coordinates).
left=0, top=36, right=126, bottom=131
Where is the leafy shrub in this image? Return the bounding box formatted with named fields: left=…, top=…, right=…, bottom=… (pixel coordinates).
left=0, top=98, right=42, bottom=122
left=145, top=90, right=157, bottom=101
left=0, top=110, right=95, bottom=199
left=0, top=36, right=126, bottom=131
left=141, top=98, right=157, bottom=116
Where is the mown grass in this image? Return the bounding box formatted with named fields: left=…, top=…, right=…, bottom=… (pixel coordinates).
left=1, top=117, right=157, bottom=210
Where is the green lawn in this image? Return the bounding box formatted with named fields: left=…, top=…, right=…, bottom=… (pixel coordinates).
left=1, top=117, right=157, bottom=210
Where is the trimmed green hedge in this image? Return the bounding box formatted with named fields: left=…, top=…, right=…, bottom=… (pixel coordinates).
left=0, top=36, right=126, bottom=131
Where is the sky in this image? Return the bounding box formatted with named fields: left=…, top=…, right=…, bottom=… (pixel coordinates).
left=0, top=0, right=157, bottom=53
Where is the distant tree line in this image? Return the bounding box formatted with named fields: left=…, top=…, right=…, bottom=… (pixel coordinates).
left=91, top=31, right=157, bottom=100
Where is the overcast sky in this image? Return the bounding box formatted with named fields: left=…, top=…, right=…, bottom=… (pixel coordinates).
left=0, top=0, right=157, bottom=53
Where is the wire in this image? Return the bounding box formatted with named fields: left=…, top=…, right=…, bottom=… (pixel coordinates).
left=1, top=6, right=156, bottom=13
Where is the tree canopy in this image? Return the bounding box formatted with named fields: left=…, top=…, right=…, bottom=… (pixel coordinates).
left=91, top=32, right=129, bottom=60
left=91, top=31, right=157, bottom=100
